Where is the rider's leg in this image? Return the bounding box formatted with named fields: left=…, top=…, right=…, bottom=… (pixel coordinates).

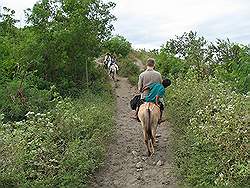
left=132, top=99, right=143, bottom=122
left=135, top=106, right=140, bottom=121
left=158, top=102, right=166, bottom=124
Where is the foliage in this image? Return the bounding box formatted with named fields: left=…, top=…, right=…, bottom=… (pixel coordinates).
left=157, top=31, right=250, bottom=187
left=166, top=73, right=249, bottom=187
left=0, top=2, right=117, bottom=187
left=157, top=31, right=250, bottom=93
left=130, top=49, right=158, bottom=64
left=0, top=91, right=115, bottom=187
left=0, top=1, right=116, bottom=121
left=24, top=0, right=115, bottom=89
left=0, top=80, right=58, bottom=122
left=104, top=35, right=132, bottom=58
left=156, top=51, right=188, bottom=78
left=208, top=39, right=250, bottom=93
left=118, top=58, right=140, bottom=85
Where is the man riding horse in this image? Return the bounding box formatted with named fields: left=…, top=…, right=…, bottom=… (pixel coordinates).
left=132, top=58, right=171, bottom=156
left=133, top=58, right=165, bottom=123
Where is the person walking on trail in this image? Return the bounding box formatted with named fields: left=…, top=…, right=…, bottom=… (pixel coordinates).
left=132, top=58, right=162, bottom=121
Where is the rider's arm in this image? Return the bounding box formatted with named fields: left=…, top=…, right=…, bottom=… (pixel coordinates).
left=142, top=86, right=149, bottom=92
left=138, top=74, right=143, bottom=92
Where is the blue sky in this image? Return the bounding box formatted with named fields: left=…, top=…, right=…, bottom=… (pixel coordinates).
left=1, top=0, right=250, bottom=49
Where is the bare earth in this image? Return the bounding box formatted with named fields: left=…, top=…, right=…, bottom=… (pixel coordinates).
left=88, top=76, right=177, bottom=188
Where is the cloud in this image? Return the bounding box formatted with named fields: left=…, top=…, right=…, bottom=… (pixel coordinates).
left=195, top=11, right=250, bottom=44
left=2, top=0, right=250, bottom=49
left=111, top=0, right=250, bottom=49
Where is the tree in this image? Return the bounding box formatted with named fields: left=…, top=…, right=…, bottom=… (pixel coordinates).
left=104, top=35, right=132, bottom=57
left=24, top=0, right=116, bottom=91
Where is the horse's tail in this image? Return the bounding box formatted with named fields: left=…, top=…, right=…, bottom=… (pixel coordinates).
left=146, top=108, right=153, bottom=141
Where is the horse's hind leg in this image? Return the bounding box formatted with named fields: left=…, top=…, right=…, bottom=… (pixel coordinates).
left=152, top=127, right=157, bottom=147
left=150, top=140, right=154, bottom=156
left=145, top=139, right=151, bottom=157
left=143, top=129, right=151, bottom=156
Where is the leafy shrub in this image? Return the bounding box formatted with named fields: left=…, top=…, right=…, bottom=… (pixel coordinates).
left=104, top=35, right=132, bottom=58
left=156, top=52, right=188, bottom=78
left=118, top=58, right=140, bottom=85
left=157, top=31, right=250, bottom=93
left=130, top=49, right=158, bottom=64
left=166, top=73, right=249, bottom=187
left=0, top=91, right=115, bottom=187
left=0, top=79, right=58, bottom=122
left=128, top=75, right=139, bottom=86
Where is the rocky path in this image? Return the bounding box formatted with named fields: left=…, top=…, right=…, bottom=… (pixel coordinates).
left=88, top=76, right=177, bottom=188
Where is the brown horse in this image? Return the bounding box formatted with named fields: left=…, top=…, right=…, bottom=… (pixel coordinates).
left=138, top=102, right=161, bottom=156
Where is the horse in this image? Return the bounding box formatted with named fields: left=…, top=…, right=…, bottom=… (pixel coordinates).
left=138, top=102, right=161, bottom=156
left=109, top=63, right=118, bottom=80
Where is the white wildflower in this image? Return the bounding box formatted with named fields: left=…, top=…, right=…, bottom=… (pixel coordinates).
left=25, top=111, right=35, bottom=117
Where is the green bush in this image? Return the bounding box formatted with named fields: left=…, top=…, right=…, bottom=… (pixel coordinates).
left=128, top=75, right=139, bottom=86
left=166, top=73, right=249, bottom=187
left=0, top=79, right=58, bottom=122
left=118, top=58, right=140, bottom=85
left=0, top=91, right=115, bottom=187
left=104, top=35, right=132, bottom=58
left=156, top=52, right=188, bottom=78
left=130, top=49, right=157, bottom=64
left=157, top=32, right=250, bottom=93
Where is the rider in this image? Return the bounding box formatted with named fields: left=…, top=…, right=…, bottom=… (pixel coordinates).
left=133, top=58, right=162, bottom=121
left=108, top=55, right=119, bottom=73
left=144, top=79, right=171, bottom=123
left=104, top=53, right=111, bottom=68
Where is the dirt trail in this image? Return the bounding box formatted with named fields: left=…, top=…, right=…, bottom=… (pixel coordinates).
left=88, top=74, right=177, bottom=187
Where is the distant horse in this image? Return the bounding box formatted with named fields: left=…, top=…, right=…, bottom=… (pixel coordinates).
left=138, top=102, right=161, bottom=156
left=109, top=63, right=118, bottom=81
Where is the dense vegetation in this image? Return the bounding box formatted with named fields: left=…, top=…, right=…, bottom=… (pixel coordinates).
left=104, top=35, right=132, bottom=58
left=102, top=35, right=140, bottom=85
left=1, top=93, right=114, bottom=187
left=157, top=31, right=249, bottom=187
left=0, top=0, right=115, bottom=121
left=1, top=0, right=249, bottom=186
left=0, top=0, right=116, bottom=187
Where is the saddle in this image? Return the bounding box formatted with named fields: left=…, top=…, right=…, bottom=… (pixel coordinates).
left=139, top=102, right=161, bottom=111
left=130, top=95, right=141, bottom=110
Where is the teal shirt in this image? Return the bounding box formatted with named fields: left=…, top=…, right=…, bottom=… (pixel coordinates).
left=145, top=83, right=165, bottom=103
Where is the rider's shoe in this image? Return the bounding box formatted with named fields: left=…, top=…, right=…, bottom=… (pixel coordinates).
left=131, top=116, right=140, bottom=122
left=158, top=119, right=166, bottom=124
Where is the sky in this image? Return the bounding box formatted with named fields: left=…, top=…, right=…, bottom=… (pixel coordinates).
left=1, top=0, right=250, bottom=49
